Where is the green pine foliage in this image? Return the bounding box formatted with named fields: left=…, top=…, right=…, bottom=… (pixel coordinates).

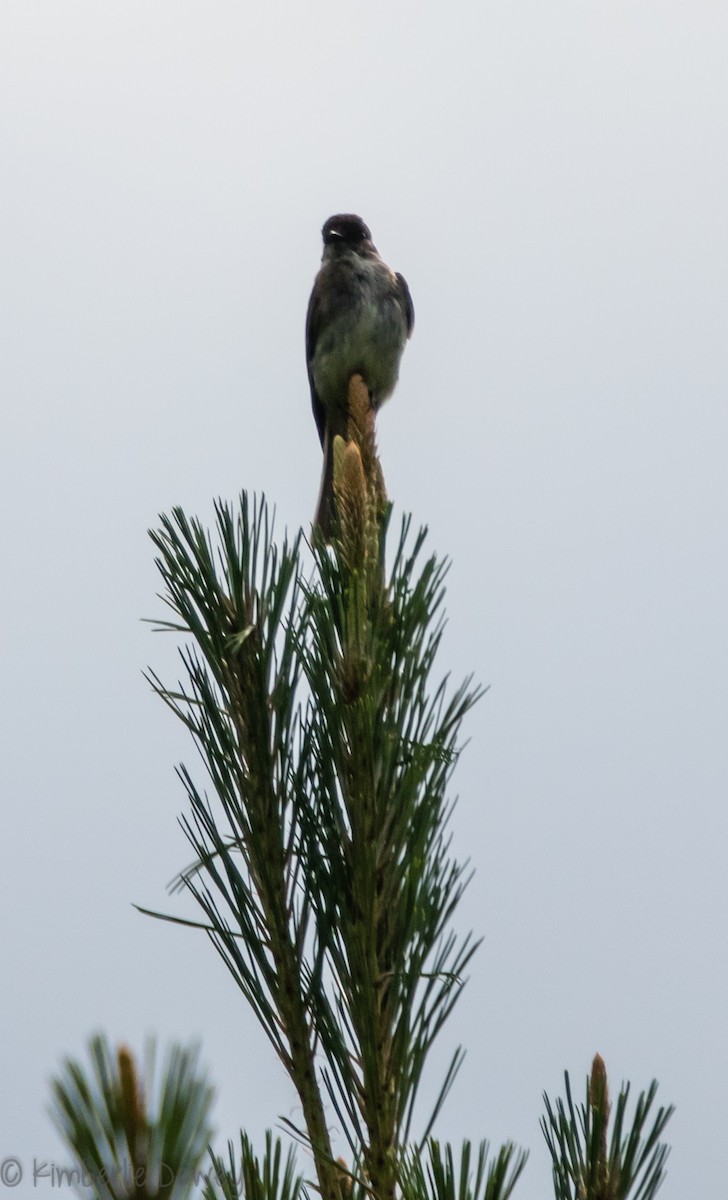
left=50, top=1035, right=214, bottom=1200
left=203, top=1131, right=303, bottom=1200
left=49, top=478, right=673, bottom=1200
left=541, top=1055, right=673, bottom=1200
left=141, top=494, right=512, bottom=1200
left=398, top=1139, right=527, bottom=1200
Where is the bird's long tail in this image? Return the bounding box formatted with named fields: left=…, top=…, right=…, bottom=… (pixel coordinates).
left=314, top=425, right=336, bottom=535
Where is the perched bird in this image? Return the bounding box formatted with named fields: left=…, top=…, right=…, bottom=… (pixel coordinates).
left=306, top=214, right=414, bottom=532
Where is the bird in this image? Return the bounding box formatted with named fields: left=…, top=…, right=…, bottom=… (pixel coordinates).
left=306, top=214, right=414, bottom=532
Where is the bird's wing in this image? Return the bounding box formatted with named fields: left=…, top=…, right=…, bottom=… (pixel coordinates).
left=305, top=275, right=327, bottom=445
left=396, top=272, right=415, bottom=338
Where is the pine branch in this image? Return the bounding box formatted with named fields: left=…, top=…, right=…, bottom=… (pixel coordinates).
left=147, top=496, right=340, bottom=1200
left=49, top=1035, right=214, bottom=1200
left=301, top=496, right=483, bottom=1197
left=145, top=478, right=515, bottom=1200
left=541, top=1054, right=674, bottom=1200
left=398, top=1139, right=527, bottom=1200
left=203, top=1130, right=303, bottom=1200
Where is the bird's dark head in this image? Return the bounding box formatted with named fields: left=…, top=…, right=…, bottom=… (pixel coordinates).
left=321, top=214, right=374, bottom=253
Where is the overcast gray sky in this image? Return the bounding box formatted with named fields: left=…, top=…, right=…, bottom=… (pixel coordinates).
left=1, top=3, right=726, bottom=1197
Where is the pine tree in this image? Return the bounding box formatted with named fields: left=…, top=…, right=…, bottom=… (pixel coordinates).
left=139, top=378, right=525, bottom=1200
left=51, top=376, right=673, bottom=1200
